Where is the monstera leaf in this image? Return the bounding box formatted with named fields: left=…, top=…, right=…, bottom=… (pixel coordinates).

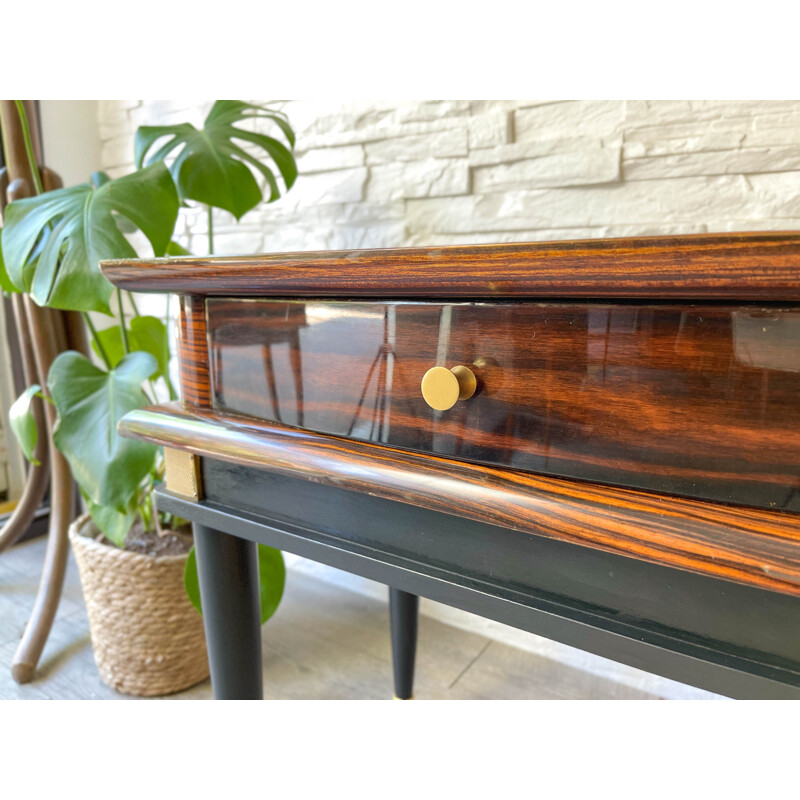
left=86, top=494, right=138, bottom=547
left=0, top=231, right=18, bottom=293
left=184, top=543, right=286, bottom=625
left=135, top=100, right=297, bottom=220
left=166, top=240, right=192, bottom=256
left=1, top=164, right=179, bottom=313
left=48, top=350, right=158, bottom=509
left=92, top=316, right=171, bottom=379
left=9, top=384, right=44, bottom=465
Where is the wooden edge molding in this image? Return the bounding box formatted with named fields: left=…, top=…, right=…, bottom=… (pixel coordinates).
left=100, top=232, right=800, bottom=300
left=119, top=403, right=800, bottom=597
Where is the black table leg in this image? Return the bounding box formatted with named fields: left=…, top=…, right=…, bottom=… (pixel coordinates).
left=389, top=588, right=419, bottom=699
left=193, top=522, right=263, bottom=699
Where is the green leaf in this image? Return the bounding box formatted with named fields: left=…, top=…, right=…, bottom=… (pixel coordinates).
left=136, top=100, right=296, bottom=220
left=91, top=325, right=126, bottom=369
left=184, top=544, right=285, bottom=625
left=91, top=317, right=170, bottom=380
left=256, top=545, right=285, bottom=624
left=1, top=164, right=179, bottom=313
left=0, top=230, right=20, bottom=293
left=166, top=240, right=192, bottom=256
left=90, top=171, right=112, bottom=188
left=130, top=316, right=170, bottom=380
left=184, top=547, right=201, bottom=614
left=9, top=384, right=43, bottom=465
left=86, top=495, right=137, bottom=547
left=48, top=350, right=158, bottom=509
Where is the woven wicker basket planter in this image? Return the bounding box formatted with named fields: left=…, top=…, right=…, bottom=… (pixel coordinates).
left=69, top=513, right=209, bottom=696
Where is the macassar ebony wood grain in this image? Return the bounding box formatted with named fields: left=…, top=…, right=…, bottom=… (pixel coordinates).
left=119, top=403, right=800, bottom=598
left=177, top=295, right=211, bottom=406
left=101, top=232, right=800, bottom=300
left=209, top=301, right=308, bottom=428
left=207, top=298, right=800, bottom=512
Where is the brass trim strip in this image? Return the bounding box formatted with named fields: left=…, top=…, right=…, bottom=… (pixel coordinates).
left=164, top=447, right=202, bottom=500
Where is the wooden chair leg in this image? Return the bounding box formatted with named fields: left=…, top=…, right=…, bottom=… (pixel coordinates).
left=11, top=455, right=72, bottom=683
left=11, top=299, right=73, bottom=683
left=0, top=294, right=50, bottom=554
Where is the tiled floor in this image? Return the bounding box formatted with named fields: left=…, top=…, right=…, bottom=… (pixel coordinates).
left=0, top=535, right=721, bottom=700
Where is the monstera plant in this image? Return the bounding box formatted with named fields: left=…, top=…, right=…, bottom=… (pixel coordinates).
left=136, top=100, right=297, bottom=236
left=1, top=100, right=296, bottom=629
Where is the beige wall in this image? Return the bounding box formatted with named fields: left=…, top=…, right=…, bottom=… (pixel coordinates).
left=98, top=99, right=800, bottom=258
left=40, top=101, right=103, bottom=187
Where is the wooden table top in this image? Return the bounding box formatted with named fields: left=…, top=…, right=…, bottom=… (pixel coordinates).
left=101, top=232, right=800, bottom=300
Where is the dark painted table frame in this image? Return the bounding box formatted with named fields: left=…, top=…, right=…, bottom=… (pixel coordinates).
left=188, top=507, right=418, bottom=700
left=157, top=473, right=800, bottom=700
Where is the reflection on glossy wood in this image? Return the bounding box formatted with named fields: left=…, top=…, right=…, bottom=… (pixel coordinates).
left=206, top=298, right=800, bottom=511
left=100, top=232, right=800, bottom=300
left=210, top=303, right=307, bottom=428
left=119, top=403, right=800, bottom=598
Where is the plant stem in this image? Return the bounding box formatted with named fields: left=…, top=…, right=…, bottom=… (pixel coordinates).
left=127, top=291, right=141, bottom=317
left=143, top=383, right=158, bottom=405
left=207, top=205, right=214, bottom=255
left=164, top=368, right=178, bottom=401
left=82, top=312, right=112, bottom=370
left=125, top=289, right=167, bottom=398
left=117, top=289, right=130, bottom=355
left=161, top=297, right=178, bottom=401
left=139, top=481, right=153, bottom=532
left=14, top=101, right=44, bottom=195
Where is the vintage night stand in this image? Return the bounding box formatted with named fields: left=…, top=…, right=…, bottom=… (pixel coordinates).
left=103, top=233, right=800, bottom=699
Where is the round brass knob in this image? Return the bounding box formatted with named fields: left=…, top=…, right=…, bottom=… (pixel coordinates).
left=420, top=365, right=477, bottom=411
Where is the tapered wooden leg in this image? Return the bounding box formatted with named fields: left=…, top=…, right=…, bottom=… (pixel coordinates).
left=193, top=523, right=263, bottom=699
left=390, top=588, right=419, bottom=699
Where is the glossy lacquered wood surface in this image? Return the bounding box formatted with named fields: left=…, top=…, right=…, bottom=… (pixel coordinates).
left=119, top=403, right=800, bottom=598
left=101, top=232, right=800, bottom=300
left=206, top=298, right=800, bottom=512
left=177, top=295, right=211, bottom=406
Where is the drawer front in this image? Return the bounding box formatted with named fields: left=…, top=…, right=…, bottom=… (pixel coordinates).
left=206, top=298, right=800, bottom=512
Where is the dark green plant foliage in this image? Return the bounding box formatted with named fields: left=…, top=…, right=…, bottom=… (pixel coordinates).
left=86, top=493, right=138, bottom=547
left=128, top=316, right=171, bottom=380
left=91, top=315, right=171, bottom=380
left=0, top=232, right=18, bottom=293
left=135, top=101, right=297, bottom=220
left=166, top=240, right=192, bottom=256
left=2, top=99, right=295, bottom=621
left=184, top=544, right=286, bottom=625
left=90, top=171, right=112, bottom=188
left=1, top=163, right=179, bottom=313
left=48, top=351, right=159, bottom=510
left=9, top=384, right=43, bottom=465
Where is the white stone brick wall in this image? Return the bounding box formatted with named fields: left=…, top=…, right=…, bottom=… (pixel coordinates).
left=96, top=99, right=800, bottom=257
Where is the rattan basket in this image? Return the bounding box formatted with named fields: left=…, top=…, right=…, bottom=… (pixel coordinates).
left=69, top=513, right=209, bottom=696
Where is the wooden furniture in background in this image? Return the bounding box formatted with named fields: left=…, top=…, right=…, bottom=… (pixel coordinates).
left=0, top=101, right=89, bottom=683
left=105, top=234, right=800, bottom=699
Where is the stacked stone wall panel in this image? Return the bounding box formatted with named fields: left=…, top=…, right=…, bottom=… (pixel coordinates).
left=96, top=100, right=800, bottom=255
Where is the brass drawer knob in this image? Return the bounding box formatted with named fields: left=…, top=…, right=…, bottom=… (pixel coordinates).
left=421, top=365, right=477, bottom=411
